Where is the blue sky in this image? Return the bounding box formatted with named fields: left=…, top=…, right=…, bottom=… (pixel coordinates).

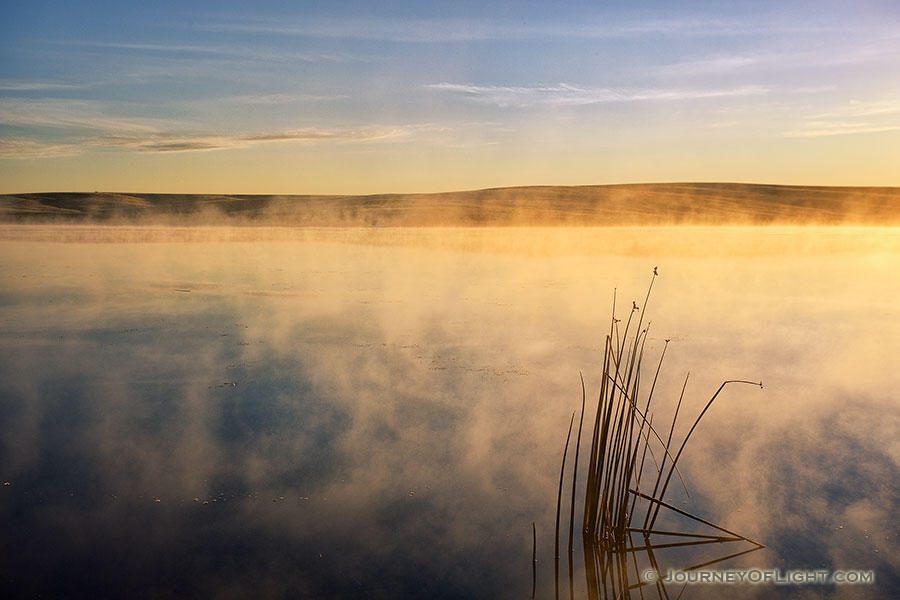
left=1, top=1, right=899, bottom=193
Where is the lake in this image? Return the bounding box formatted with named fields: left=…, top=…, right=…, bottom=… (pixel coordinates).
left=1, top=225, right=898, bottom=599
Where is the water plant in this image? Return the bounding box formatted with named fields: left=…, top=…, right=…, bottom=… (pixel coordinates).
left=554, top=268, right=765, bottom=599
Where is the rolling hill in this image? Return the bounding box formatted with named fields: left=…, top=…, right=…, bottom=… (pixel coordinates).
left=2, top=183, right=899, bottom=226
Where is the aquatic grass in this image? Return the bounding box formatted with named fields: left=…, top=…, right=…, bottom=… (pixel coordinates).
left=554, top=412, right=575, bottom=600
left=532, top=522, right=537, bottom=600
left=553, top=268, right=765, bottom=599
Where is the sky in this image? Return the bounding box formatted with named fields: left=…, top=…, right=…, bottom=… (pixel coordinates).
left=1, top=0, right=899, bottom=194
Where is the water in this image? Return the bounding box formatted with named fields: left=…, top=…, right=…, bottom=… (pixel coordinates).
left=1, top=225, right=898, bottom=599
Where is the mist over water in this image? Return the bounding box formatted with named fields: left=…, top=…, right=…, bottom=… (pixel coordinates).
left=1, top=226, right=898, bottom=599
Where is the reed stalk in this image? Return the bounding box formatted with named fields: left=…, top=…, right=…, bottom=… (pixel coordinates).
left=551, top=268, right=765, bottom=599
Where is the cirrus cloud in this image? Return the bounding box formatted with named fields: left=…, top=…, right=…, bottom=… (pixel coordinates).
left=426, top=82, right=770, bottom=108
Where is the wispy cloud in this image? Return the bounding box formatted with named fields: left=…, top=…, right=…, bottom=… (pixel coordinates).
left=812, top=99, right=900, bottom=120
left=0, top=98, right=163, bottom=133
left=0, top=138, right=81, bottom=159
left=242, top=129, right=402, bottom=142
left=202, top=16, right=522, bottom=42
left=0, top=127, right=409, bottom=158
left=783, top=97, right=900, bottom=137
left=93, top=127, right=408, bottom=153
left=0, top=96, right=411, bottom=157
left=654, top=53, right=767, bottom=77
left=783, top=123, right=900, bottom=138
left=426, top=82, right=769, bottom=107
left=67, top=41, right=227, bottom=55
left=224, top=93, right=350, bottom=105
left=0, top=81, right=87, bottom=91
left=63, top=39, right=371, bottom=64
left=658, top=39, right=900, bottom=81
left=200, top=15, right=782, bottom=43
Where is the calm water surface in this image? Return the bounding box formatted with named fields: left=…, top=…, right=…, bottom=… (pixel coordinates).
left=1, top=226, right=898, bottom=599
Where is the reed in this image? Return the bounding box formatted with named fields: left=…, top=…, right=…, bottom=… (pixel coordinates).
left=554, top=268, right=765, bottom=599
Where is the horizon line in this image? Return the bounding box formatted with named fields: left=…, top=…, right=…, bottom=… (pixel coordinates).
left=4, top=181, right=900, bottom=197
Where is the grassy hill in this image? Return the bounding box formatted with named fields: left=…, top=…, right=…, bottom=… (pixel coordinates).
left=2, top=183, right=899, bottom=226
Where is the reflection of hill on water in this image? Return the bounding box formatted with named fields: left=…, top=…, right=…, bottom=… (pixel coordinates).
left=3, top=183, right=900, bottom=226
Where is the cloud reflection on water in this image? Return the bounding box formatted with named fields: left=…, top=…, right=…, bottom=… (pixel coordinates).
left=1, top=226, right=898, bottom=598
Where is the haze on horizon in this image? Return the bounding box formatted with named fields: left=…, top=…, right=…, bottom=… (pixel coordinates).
left=1, top=1, right=899, bottom=195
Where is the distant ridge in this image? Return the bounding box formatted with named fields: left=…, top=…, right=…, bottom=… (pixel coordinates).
left=2, top=183, right=899, bottom=226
